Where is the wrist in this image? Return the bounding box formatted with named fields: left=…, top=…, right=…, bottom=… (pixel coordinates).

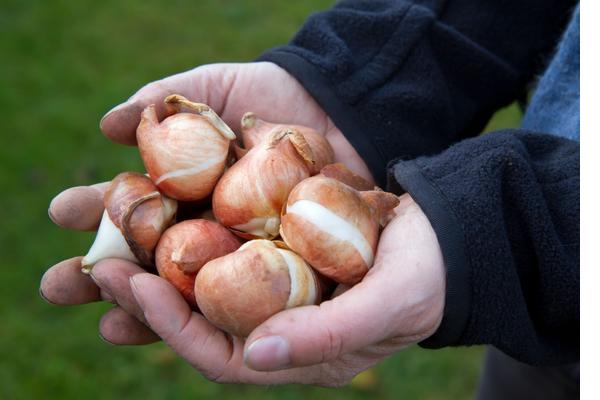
left=398, top=194, right=446, bottom=339
left=389, top=160, right=471, bottom=348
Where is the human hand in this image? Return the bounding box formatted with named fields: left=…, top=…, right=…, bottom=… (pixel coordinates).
left=42, top=191, right=446, bottom=386
left=41, top=60, right=374, bottom=339
left=99, top=61, right=373, bottom=182
left=40, top=61, right=374, bottom=343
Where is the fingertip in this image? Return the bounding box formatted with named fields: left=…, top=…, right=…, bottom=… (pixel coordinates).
left=129, top=273, right=184, bottom=311
left=39, top=285, right=55, bottom=305
left=100, top=70, right=211, bottom=146
left=244, top=335, right=291, bottom=371
left=90, top=181, right=110, bottom=192
left=99, top=307, right=160, bottom=345
left=40, top=257, right=101, bottom=305
left=244, top=306, right=324, bottom=370
left=128, top=273, right=192, bottom=335
left=48, top=186, right=105, bottom=231
left=90, top=259, right=148, bottom=323
left=100, top=89, right=175, bottom=146
left=128, top=272, right=156, bottom=295
left=99, top=100, right=140, bottom=146
left=244, top=287, right=383, bottom=369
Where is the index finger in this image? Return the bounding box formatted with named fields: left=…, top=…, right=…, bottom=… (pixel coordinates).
left=99, top=69, right=202, bottom=146
left=129, top=273, right=332, bottom=385
left=40, top=257, right=101, bottom=305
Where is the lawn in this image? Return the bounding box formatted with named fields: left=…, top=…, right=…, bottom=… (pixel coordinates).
left=0, top=1, right=521, bottom=398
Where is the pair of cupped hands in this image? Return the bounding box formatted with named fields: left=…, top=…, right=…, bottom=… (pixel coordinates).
left=40, top=62, right=446, bottom=387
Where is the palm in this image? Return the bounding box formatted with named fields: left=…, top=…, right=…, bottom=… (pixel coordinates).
left=101, top=62, right=373, bottom=182
left=214, top=63, right=332, bottom=135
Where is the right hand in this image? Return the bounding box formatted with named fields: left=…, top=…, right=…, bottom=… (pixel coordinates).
left=40, top=61, right=373, bottom=345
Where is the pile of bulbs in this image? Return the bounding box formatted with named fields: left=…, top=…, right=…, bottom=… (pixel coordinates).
left=82, top=94, right=399, bottom=337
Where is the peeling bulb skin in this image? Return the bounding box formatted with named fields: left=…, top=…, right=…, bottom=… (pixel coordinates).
left=161, top=197, right=178, bottom=224
left=164, top=94, right=236, bottom=140
left=239, top=113, right=334, bottom=175
left=231, top=217, right=281, bottom=239
left=320, top=163, right=375, bottom=192
left=136, top=95, right=236, bottom=201
left=195, top=240, right=321, bottom=337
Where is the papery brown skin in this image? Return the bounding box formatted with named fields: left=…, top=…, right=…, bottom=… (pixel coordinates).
left=155, top=219, right=241, bottom=307
left=359, top=189, right=402, bottom=227
left=240, top=112, right=334, bottom=175
left=136, top=99, right=233, bottom=201
left=320, top=163, right=398, bottom=226
left=212, top=131, right=313, bottom=239
left=319, top=163, right=375, bottom=192
left=195, top=240, right=321, bottom=337
left=105, top=172, right=176, bottom=267
left=280, top=175, right=399, bottom=285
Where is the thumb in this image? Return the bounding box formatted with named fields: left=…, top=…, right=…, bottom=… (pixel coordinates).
left=243, top=277, right=396, bottom=371
left=99, top=64, right=234, bottom=145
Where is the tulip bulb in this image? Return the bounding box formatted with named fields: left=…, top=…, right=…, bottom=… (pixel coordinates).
left=212, top=129, right=315, bottom=239
left=239, top=112, right=334, bottom=174
left=136, top=94, right=236, bottom=201
left=155, top=219, right=241, bottom=307
left=195, top=240, right=321, bottom=337
left=280, top=173, right=399, bottom=285
left=81, top=172, right=177, bottom=273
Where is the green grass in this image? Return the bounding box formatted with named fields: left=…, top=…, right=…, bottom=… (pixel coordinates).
left=0, top=1, right=521, bottom=398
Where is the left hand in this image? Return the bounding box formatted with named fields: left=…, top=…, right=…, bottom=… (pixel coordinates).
left=41, top=193, right=446, bottom=386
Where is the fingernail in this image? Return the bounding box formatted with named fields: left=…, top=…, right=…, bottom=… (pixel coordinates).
left=88, top=270, right=100, bottom=285
left=99, top=101, right=129, bottom=127
left=99, top=331, right=114, bottom=345
left=244, top=336, right=291, bottom=371
left=47, top=207, right=59, bottom=226
left=99, top=289, right=115, bottom=303
left=39, top=287, right=55, bottom=305
left=129, top=275, right=143, bottom=307
left=89, top=271, right=113, bottom=301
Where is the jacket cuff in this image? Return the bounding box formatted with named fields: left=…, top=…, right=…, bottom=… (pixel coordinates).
left=258, top=49, right=388, bottom=186
left=388, top=159, right=471, bottom=348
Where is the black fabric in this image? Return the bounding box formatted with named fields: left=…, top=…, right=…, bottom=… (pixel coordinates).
left=258, top=0, right=580, bottom=366
left=259, top=0, right=576, bottom=186
left=391, top=131, right=579, bottom=365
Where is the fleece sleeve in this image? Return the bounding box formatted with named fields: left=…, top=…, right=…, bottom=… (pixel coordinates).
left=259, top=0, right=577, bottom=185
left=388, top=130, right=579, bottom=365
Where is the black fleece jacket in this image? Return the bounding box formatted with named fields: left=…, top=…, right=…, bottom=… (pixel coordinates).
left=259, top=0, right=580, bottom=365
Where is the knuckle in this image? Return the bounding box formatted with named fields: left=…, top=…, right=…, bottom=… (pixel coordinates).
left=316, top=303, right=347, bottom=363
left=320, top=323, right=345, bottom=363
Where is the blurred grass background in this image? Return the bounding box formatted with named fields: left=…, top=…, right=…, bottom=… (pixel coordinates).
left=0, top=0, right=522, bottom=398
